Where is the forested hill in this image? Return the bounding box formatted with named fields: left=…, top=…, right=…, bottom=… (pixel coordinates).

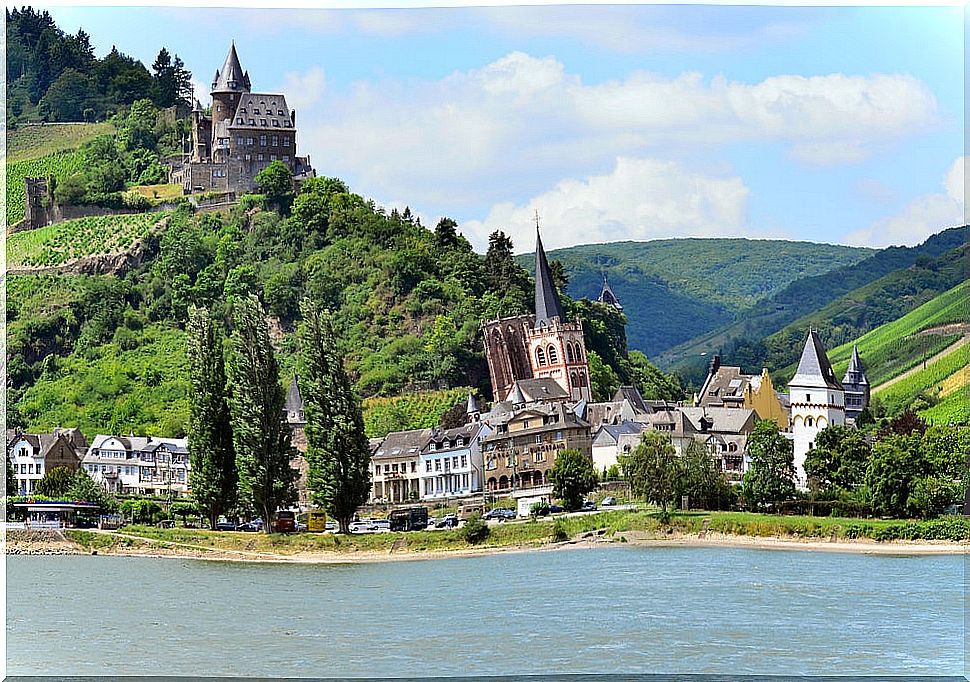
left=518, top=239, right=873, bottom=357
left=7, top=174, right=683, bottom=439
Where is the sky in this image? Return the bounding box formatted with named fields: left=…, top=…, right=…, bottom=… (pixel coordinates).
left=33, top=3, right=967, bottom=253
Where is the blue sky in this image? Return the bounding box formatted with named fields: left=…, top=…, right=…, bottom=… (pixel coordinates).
left=38, top=4, right=966, bottom=252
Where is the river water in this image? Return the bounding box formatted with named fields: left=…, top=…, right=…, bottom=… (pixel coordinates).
left=6, top=546, right=964, bottom=676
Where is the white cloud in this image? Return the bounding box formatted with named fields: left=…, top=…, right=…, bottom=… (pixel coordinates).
left=844, top=156, right=966, bottom=247
left=279, top=67, right=326, bottom=113
left=462, top=157, right=755, bottom=252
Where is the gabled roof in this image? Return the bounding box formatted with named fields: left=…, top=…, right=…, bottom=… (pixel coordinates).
left=423, top=423, right=489, bottom=454
left=790, top=330, right=843, bottom=391
left=212, top=43, right=250, bottom=94
left=679, top=407, right=757, bottom=435
left=229, top=93, right=293, bottom=130
left=506, top=382, right=527, bottom=405
left=612, top=386, right=650, bottom=415
left=511, top=377, right=569, bottom=403
left=466, top=393, right=481, bottom=415
left=373, top=428, right=433, bottom=460
left=534, top=229, right=565, bottom=327
left=592, top=420, right=645, bottom=446
left=598, top=274, right=622, bottom=310
left=843, top=345, right=869, bottom=386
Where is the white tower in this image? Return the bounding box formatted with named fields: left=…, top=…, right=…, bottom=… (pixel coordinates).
left=788, top=330, right=844, bottom=487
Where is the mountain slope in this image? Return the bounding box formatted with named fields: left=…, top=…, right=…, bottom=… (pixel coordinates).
left=517, top=238, right=873, bottom=357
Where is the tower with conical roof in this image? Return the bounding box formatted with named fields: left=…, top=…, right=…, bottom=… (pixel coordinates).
left=525, top=228, right=592, bottom=401
left=788, top=329, right=845, bottom=487
left=209, top=43, right=251, bottom=164
left=598, top=273, right=623, bottom=311
left=842, top=345, right=870, bottom=421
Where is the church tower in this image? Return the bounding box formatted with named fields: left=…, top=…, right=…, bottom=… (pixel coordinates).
left=598, top=273, right=623, bottom=311
left=841, top=345, right=870, bottom=421
left=525, top=229, right=592, bottom=401
left=789, top=330, right=844, bottom=487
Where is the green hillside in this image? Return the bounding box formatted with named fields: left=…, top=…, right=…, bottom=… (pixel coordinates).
left=519, top=238, right=873, bottom=357
left=7, top=122, right=114, bottom=163
left=7, top=212, right=167, bottom=268
left=661, top=226, right=968, bottom=373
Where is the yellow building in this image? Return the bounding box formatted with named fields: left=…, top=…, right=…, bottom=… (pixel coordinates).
left=743, top=367, right=790, bottom=430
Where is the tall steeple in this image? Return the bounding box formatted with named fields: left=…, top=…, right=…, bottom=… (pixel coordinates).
left=212, top=42, right=249, bottom=94
left=598, top=273, right=622, bottom=310
left=842, top=344, right=870, bottom=420
left=534, top=227, right=565, bottom=327
left=791, top=329, right=843, bottom=390
left=843, top=345, right=868, bottom=386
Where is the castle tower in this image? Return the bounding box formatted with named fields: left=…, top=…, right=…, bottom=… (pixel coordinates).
left=210, top=43, right=250, bottom=163
left=526, top=229, right=592, bottom=401
left=789, top=330, right=844, bottom=487
left=190, top=98, right=210, bottom=162
left=598, top=273, right=623, bottom=311
left=841, top=345, right=870, bottom=421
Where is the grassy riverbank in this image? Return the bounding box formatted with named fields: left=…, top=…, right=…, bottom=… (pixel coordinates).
left=58, top=510, right=969, bottom=559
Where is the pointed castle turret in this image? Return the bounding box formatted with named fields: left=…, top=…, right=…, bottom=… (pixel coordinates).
left=789, top=329, right=845, bottom=487
left=598, top=273, right=623, bottom=311
left=842, top=345, right=870, bottom=421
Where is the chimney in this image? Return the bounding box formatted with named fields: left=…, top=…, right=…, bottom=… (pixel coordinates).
left=290, top=110, right=296, bottom=126
left=709, top=355, right=721, bottom=375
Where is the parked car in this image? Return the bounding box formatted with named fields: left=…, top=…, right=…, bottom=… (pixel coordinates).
left=372, top=519, right=391, bottom=533
left=273, top=510, right=296, bottom=533
left=324, top=521, right=338, bottom=533
left=215, top=519, right=238, bottom=531
left=582, top=500, right=598, bottom=512
left=239, top=519, right=264, bottom=532
left=349, top=519, right=374, bottom=533
left=548, top=504, right=564, bottom=514
left=601, top=496, right=616, bottom=506
left=437, top=514, right=458, bottom=528
left=483, top=507, right=516, bottom=521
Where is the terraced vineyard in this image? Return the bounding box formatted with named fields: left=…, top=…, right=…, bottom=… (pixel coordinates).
left=876, top=343, right=970, bottom=418
left=6, top=149, right=86, bottom=225
left=826, top=279, right=970, bottom=388
left=7, top=122, right=114, bottom=163
left=362, top=387, right=474, bottom=438
left=7, top=213, right=168, bottom=268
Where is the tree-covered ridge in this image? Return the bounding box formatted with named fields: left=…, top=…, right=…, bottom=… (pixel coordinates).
left=6, top=6, right=191, bottom=125
left=8, top=175, right=682, bottom=439
left=520, top=238, right=874, bottom=357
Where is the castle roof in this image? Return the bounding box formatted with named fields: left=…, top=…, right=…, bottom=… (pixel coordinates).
left=842, top=345, right=869, bottom=386
left=790, top=330, right=843, bottom=391
left=285, top=375, right=304, bottom=414
left=598, top=274, right=622, bottom=310
left=212, top=43, right=250, bottom=94
left=228, top=92, right=293, bottom=131
left=466, top=392, right=481, bottom=415
left=534, top=229, right=565, bottom=327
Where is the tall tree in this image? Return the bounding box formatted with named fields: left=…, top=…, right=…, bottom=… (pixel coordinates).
left=550, top=448, right=598, bottom=511
left=620, top=430, right=680, bottom=515
left=743, top=420, right=796, bottom=509
left=226, top=295, right=297, bottom=532
left=803, top=425, right=870, bottom=493
left=298, top=298, right=372, bottom=534
left=186, top=306, right=237, bottom=529
left=674, top=438, right=731, bottom=510
left=7, top=455, right=18, bottom=496
left=35, top=466, right=75, bottom=498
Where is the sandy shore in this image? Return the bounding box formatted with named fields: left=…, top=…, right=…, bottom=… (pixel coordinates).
left=5, top=528, right=966, bottom=562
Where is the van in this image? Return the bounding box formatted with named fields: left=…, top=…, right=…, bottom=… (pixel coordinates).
left=307, top=509, right=329, bottom=532
left=458, top=503, right=485, bottom=521
left=273, top=510, right=296, bottom=533
left=387, top=507, right=429, bottom=532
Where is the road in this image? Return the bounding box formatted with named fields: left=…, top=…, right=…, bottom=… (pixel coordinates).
left=872, top=333, right=970, bottom=394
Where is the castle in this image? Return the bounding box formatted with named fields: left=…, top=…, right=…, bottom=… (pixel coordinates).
left=171, top=44, right=315, bottom=197
left=482, top=230, right=593, bottom=403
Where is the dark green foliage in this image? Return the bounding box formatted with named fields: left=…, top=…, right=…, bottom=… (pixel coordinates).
left=186, top=306, right=237, bottom=529
left=6, top=456, right=17, bottom=495
left=461, top=513, right=490, bottom=544
left=225, top=295, right=298, bottom=532
left=298, top=298, right=372, bottom=534
left=550, top=449, right=598, bottom=511
left=35, top=466, right=75, bottom=498
left=255, top=161, right=294, bottom=212
left=620, top=430, right=679, bottom=513
left=742, top=420, right=795, bottom=509
left=865, top=434, right=927, bottom=518
left=674, top=439, right=734, bottom=511
left=68, top=469, right=118, bottom=511
left=803, top=425, right=871, bottom=492
left=551, top=518, right=569, bottom=542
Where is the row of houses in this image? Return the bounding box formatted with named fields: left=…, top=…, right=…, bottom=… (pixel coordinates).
left=6, top=428, right=189, bottom=498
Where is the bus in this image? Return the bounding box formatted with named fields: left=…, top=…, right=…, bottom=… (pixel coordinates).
left=387, top=507, right=429, bottom=532
left=307, top=509, right=329, bottom=532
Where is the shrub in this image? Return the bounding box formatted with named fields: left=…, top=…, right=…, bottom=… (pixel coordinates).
left=530, top=501, right=550, bottom=519
left=552, top=518, right=568, bottom=542
left=461, top=513, right=490, bottom=545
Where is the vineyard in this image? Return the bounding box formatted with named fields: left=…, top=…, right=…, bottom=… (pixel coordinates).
left=362, top=387, right=474, bottom=438
left=7, top=213, right=168, bottom=268
left=828, top=279, right=970, bottom=388
left=876, top=343, right=970, bottom=417
left=7, top=122, right=114, bottom=163
left=6, top=149, right=86, bottom=225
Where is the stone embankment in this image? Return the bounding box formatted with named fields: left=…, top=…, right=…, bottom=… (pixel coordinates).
left=5, top=529, right=84, bottom=556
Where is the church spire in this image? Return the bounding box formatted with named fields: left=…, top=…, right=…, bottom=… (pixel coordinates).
left=843, top=345, right=868, bottom=385
left=598, top=272, right=622, bottom=310
left=534, top=220, right=565, bottom=327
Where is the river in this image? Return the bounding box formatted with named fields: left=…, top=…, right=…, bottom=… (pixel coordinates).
left=6, top=545, right=963, bottom=676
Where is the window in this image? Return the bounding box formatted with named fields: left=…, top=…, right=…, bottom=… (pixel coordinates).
left=384, top=464, right=390, bottom=473
left=522, top=420, right=530, bottom=429
left=272, top=135, right=279, bottom=146
left=535, top=451, right=546, bottom=463
left=249, top=118, right=255, bottom=125
left=535, top=435, right=542, bottom=444
left=574, top=344, right=583, bottom=361
left=452, top=456, right=459, bottom=468
left=435, top=460, right=441, bottom=472
left=216, top=104, right=222, bottom=112
left=375, top=466, right=381, bottom=476
left=236, top=118, right=243, bottom=125
left=247, top=137, right=254, bottom=145
left=426, top=461, right=432, bottom=472
left=555, top=431, right=563, bottom=441
left=270, top=155, right=277, bottom=161
left=28, top=464, right=34, bottom=474
left=536, top=347, right=547, bottom=366
left=430, top=442, right=437, bottom=451
left=548, top=345, right=559, bottom=364
left=257, top=154, right=264, bottom=161
left=245, top=154, right=252, bottom=161
left=805, top=393, right=811, bottom=402
left=260, top=135, right=267, bottom=146
left=36, top=463, right=42, bottom=475
left=260, top=119, right=268, bottom=127
left=411, top=462, right=416, bottom=473
left=283, top=137, right=290, bottom=147
left=278, top=109, right=284, bottom=116
left=806, top=417, right=814, bottom=427
left=566, top=344, right=575, bottom=363
left=273, top=120, right=280, bottom=127
left=253, top=108, right=260, bottom=114
left=392, top=463, right=399, bottom=473
left=283, top=156, right=290, bottom=163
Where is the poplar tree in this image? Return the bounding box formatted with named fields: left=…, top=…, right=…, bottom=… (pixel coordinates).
left=298, top=298, right=371, bottom=534
left=186, top=305, right=237, bottom=529
left=226, top=295, right=297, bottom=532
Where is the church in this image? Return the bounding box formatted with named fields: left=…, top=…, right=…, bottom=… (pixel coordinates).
left=171, top=44, right=315, bottom=196
left=482, top=230, right=593, bottom=403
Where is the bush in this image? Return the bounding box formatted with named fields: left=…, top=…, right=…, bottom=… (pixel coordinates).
left=530, top=501, right=550, bottom=519
left=552, top=518, right=568, bottom=542
left=461, top=513, right=490, bottom=545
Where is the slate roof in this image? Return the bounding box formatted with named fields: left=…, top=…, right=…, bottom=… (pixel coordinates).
left=229, top=93, right=293, bottom=131
left=534, top=229, right=565, bottom=327
left=612, top=386, right=650, bottom=415
left=466, top=393, right=481, bottom=415
left=88, top=434, right=188, bottom=455
left=373, top=428, right=433, bottom=460
left=843, top=345, right=869, bottom=386
left=678, top=407, right=756, bottom=435
left=697, top=365, right=751, bottom=407
left=423, top=423, right=487, bottom=455
left=790, top=330, right=843, bottom=391
left=512, top=377, right=569, bottom=403
left=592, top=420, right=645, bottom=446
left=211, top=43, right=251, bottom=93
left=598, top=274, right=622, bottom=310
left=285, top=376, right=304, bottom=414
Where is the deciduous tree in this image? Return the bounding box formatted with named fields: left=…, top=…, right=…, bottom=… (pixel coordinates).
left=35, top=465, right=74, bottom=498
left=620, top=430, right=680, bottom=514
left=803, top=425, right=870, bottom=492
left=550, top=448, right=598, bottom=511
left=742, top=420, right=795, bottom=509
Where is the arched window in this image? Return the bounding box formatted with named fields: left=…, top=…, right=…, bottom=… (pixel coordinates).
left=548, top=345, right=559, bottom=364
left=578, top=371, right=587, bottom=387
left=806, top=417, right=814, bottom=427
left=570, top=371, right=578, bottom=387
left=566, top=344, right=575, bottom=363
left=728, top=442, right=737, bottom=452
left=574, top=343, right=583, bottom=361
left=536, top=347, right=547, bottom=366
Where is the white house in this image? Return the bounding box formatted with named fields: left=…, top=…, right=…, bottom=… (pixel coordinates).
left=83, top=435, right=190, bottom=497
left=591, top=421, right=645, bottom=473
left=419, top=423, right=491, bottom=500
left=788, top=330, right=845, bottom=488
left=6, top=429, right=86, bottom=496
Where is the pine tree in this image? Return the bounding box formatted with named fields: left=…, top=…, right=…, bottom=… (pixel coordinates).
left=298, top=298, right=372, bottom=534
left=186, top=306, right=237, bottom=529
left=226, top=295, right=297, bottom=532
